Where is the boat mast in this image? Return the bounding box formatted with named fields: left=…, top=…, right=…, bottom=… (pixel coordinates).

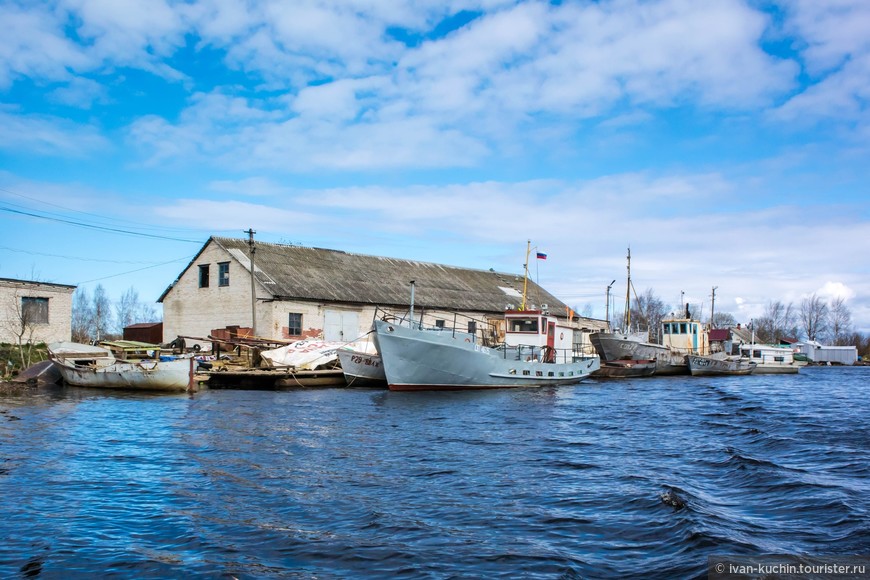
left=520, top=240, right=531, bottom=311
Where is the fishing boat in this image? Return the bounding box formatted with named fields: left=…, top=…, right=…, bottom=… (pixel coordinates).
left=48, top=340, right=198, bottom=392
left=373, top=243, right=600, bottom=391
left=738, top=343, right=800, bottom=374
left=687, top=353, right=756, bottom=376
left=591, top=249, right=707, bottom=375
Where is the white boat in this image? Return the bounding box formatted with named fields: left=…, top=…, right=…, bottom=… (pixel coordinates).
left=336, top=338, right=386, bottom=387
left=687, top=353, right=756, bottom=376
left=738, top=343, right=800, bottom=374
left=48, top=341, right=197, bottom=392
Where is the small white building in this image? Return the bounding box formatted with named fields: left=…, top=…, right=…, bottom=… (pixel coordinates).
left=796, top=340, right=859, bottom=365
left=0, top=277, right=76, bottom=344
left=159, top=237, right=606, bottom=349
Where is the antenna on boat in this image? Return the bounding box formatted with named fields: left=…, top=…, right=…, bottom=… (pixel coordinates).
left=520, top=240, right=531, bottom=311
left=409, top=280, right=416, bottom=326
left=245, top=228, right=257, bottom=338
left=711, top=286, right=718, bottom=328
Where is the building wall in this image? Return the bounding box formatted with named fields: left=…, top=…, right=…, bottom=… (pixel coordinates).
left=0, top=279, right=74, bottom=344
left=798, top=343, right=858, bottom=365
left=162, top=243, right=265, bottom=345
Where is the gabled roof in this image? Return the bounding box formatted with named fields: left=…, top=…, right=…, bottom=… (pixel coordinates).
left=160, top=236, right=573, bottom=316
left=708, top=329, right=731, bottom=341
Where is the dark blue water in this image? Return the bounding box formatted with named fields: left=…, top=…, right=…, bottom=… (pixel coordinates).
left=1, top=367, right=868, bottom=579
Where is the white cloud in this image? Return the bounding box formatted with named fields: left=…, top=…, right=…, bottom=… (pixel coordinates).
left=0, top=108, right=109, bottom=156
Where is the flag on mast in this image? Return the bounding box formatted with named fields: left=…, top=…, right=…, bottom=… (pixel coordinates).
left=536, top=252, right=547, bottom=260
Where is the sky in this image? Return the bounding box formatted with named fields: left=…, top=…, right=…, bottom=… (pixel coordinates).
left=1, top=0, right=869, bottom=335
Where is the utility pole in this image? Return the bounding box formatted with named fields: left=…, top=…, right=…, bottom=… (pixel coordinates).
left=605, top=279, right=616, bottom=331
left=245, top=228, right=257, bottom=338
left=711, top=286, right=718, bottom=328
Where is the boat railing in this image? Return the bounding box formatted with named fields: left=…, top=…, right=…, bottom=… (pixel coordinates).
left=374, top=306, right=499, bottom=346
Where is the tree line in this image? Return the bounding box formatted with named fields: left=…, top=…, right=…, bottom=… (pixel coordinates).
left=610, top=288, right=869, bottom=356
left=71, top=285, right=160, bottom=343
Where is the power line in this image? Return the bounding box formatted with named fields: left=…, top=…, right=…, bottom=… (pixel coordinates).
left=1, top=206, right=203, bottom=243
left=76, top=256, right=194, bottom=285
left=0, top=245, right=183, bottom=265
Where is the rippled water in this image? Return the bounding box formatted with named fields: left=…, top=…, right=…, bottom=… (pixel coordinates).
left=1, top=367, right=868, bottom=578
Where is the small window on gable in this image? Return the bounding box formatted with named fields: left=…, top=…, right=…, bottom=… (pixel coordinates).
left=198, top=264, right=210, bottom=288
left=218, top=262, right=230, bottom=287
left=288, top=313, right=302, bottom=336
left=22, top=297, right=49, bottom=324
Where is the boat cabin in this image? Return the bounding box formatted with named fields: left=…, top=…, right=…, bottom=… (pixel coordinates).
left=660, top=316, right=710, bottom=355
left=504, top=309, right=576, bottom=356
left=739, top=343, right=795, bottom=365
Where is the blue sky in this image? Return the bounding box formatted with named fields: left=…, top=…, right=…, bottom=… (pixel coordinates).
left=2, top=0, right=869, bottom=333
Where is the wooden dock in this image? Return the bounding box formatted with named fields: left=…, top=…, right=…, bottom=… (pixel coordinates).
left=205, top=368, right=347, bottom=389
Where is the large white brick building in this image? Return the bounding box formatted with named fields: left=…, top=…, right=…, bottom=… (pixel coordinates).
left=159, top=237, right=605, bottom=348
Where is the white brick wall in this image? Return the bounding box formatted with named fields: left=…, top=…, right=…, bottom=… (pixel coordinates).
left=0, top=279, right=74, bottom=344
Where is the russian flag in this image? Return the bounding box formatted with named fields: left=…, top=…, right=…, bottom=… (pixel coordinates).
left=536, top=252, right=547, bottom=260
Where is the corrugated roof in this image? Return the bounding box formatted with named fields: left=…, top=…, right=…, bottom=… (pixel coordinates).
left=163, top=236, right=571, bottom=315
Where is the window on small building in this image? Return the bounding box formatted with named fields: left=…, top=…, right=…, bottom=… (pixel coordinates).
left=288, top=313, right=302, bottom=335
left=218, top=262, right=230, bottom=287
left=198, top=264, right=210, bottom=288
left=22, top=297, right=49, bottom=324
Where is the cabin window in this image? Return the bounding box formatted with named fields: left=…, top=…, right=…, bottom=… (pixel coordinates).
left=679, top=323, right=687, bottom=334
left=288, top=313, right=302, bottom=335
left=218, top=262, right=230, bottom=286
left=663, top=324, right=671, bottom=334
left=435, top=319, right=445, bottom=329
left=753, top=350, right=762, bottom=358
left=198, top=264, right=210, bottom=288
left=21, top=297, right=49, bottom=324
left=468, top=321, right=477, bottom=335
left=508, top=318, right=539, bottom=333
left=774, top=356, right=784, bottom=362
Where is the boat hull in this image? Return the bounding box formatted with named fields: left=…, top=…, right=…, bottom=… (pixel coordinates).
left=594, top=359, right=657, bottom=379
left=336, top=348, right=387, bottom=387
left=687, top=355, right=755, bottom=376
left=374, top=319, right=599, bottom=391
left=53, top=357, right=195, bottom=391
left=591, top=333, right=688, bottom=375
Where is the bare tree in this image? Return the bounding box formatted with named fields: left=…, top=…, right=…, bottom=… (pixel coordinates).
left=800, top=293, right=829, bottom=342
left=71, top=288, right=94, bottom=342
left=92, top=284, right=114, bottom=341
left=755, top=300, right=797, bottom=343
left=631, top=288, right=668, bottom=339
left=828, top=296, right=852, bottom=345
left=712, top=312, right=737, bottom=328
left=2, top=288, right=40, bottom=368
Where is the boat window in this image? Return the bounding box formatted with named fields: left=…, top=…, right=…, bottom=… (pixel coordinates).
left=535, top=371, right=543, bottom=377
left=774, top=356, right=784, bottom=362
left=198, top=264, right=210, bottom=288
left=679, top=323, right=687, bottom=334
left=663, top=323, right=671, bottom=334
left=522, top=370, right=530, bottom=376
left=435, top=319, right=445, bottom=329
left=508, top=318, right=539, bottom=333
left=548, top=372, right=554, bottom=377
left=753, top=350, right=762, bottom=358
left=218, top=262, right=230, bottom=287
left=509, top=369, right=516, bottom=375
left=468, top=321, right=477, bottom=335
left=288, top=313, right=302, bottom=336
left=21, top=297, right=49, bottom=324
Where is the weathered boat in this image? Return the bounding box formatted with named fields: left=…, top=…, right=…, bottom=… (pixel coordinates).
left=738, top=343, right=800, bottom=374
left=687, top=353, right=756, bottom=376
left=594, top=358, right=657, bottom=379
left=336, top=338, right=386, bottom=387
left=592, top=305, right=710, bottom=375
left=48, top=341, right=197, bottom=392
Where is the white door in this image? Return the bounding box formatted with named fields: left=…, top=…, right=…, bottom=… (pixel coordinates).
left=323, top=310, right=359, bottom=342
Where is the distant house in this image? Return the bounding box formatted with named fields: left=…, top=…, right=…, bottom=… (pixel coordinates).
left=796, top=341, right=858, bottom=365
left=0, top=277, right=76, bottom=344
left=159, top=237, right=606, bottom=349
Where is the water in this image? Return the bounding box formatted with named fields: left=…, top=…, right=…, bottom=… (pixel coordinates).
left=1, top=367, right=868, bottom=579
